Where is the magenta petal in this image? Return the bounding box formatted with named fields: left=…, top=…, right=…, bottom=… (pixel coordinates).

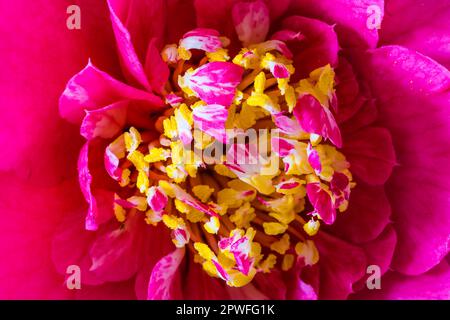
left=144, top=38, right=170, bottom=95
left=232, top=0, right=270, bottom=46
left=306, top=183, right=336, bottom=225
left=293, top=94, right=342, bottom=147
left=314, top=232, right=367, bottom=299
left=289, top=0, right=384, bottom=48
left=353, top=259, right=450, bottom=300
left=281, top=16, right=339, bottom=79
left=352, top=45, right=450, bottom=275
left=81, top=101, right=128, bottom=140
left=184, top=61, right=244, bottom=106
left=330, top=183, right=391, bottom=243
left=78, top=142, right=98, bottom=231
left=343, top=127, right=396, bottom=186
left=147, top=248, right=185, bottom=300
left=59, top=61, right=163, bottom=124
left=193, top=104, right=229, bottom=143
left=380, top=0, right=450, bottom=69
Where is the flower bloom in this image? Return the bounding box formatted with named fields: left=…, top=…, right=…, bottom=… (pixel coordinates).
left=1, top=0, right=449, bottom=299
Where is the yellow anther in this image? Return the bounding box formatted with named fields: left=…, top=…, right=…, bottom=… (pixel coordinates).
left=177, top=46, right=192, bottom=60
left=114, top=202, right=126, bottom=223
left=214, top=164, right=238, bottom=178
left=119, top=169, right=131, bottom=187
left=163, top=116, right=178, bottom=139
left=263, top=222, right=288, bottom=236
left=303, top=219, right=320, bottom=236
left=259, top=254, right=277, bottom=273
left=145, top=210, right=162, bottom=225
left=124, top=127, right=142, bottom=153
left=127, top=150, right=148, bottom=172
left=194, top=242, right=216, bottom=261
left=136, top=170, right=149, bottom=194
left=193, top=185, right=214, bottom=203
left=144, top=147, right=170, bottom=163
left=204, top=216, right=220, bottom=234
left=282, top=254, right=295, bottom=271
left=162, top=214, right=185, bottom=230
left=206, top=48, right=230, bottom=62
left=270, top=233, right=290, bottom=254
left=127, top=196, right=148, bottom=211
left=295, top=240, right=319, bottom=266
left=230, top=202, right=256, bottom=228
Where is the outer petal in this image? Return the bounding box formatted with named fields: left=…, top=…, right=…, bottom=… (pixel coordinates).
left=80, top=101, right=128, bottom=140
left=352, top=46, right=450, bottom=274
left=342, top=127, right=396, bottom=186
left=289, top=0, right=384, bottom=48
left=281, top=16, right=339, bottom=80
left=329, top=183, right=391, bottom=243
left=59, top=62, right=163, bottom=124
left=353, top=259, right=450, bottom=300
left=380, top=0, right=450, bottom=69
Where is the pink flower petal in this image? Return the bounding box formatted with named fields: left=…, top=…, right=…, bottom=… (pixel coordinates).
left=352, top=45, right=450, bottom=275
left=271, top=30, right=305, bottom=43
left=144, top=38, right=170, bottom=95
left=180, top=28, right=223, bottom=53
left=147, top=248, right=185, bottom=299
left=78, top=142, right=98, bottom=231
left=306, top=183, right=336, bottom=225
left=293, top=94, right=342, bottom=147
left=380, top=0, right=450, bottom=69
left=192, top=104, right=229, bottom=143
left=281, top=16, right=339, bottom=80
left=330, top=183, right=391, bottom=243
left=59, top=61, right=163, bottom=124
left=147, top=186, right=168, bottom=213
left=343, top=127, right=396, bottom=186
left=184, top=61, right=244, bottom=106
left=81, top=101, right=128, bottom=140
left=289, top=0, right=384, bottom=48
left=307, top=143, right=322, bottom=173
left=232, top=0, right=270, bottom=46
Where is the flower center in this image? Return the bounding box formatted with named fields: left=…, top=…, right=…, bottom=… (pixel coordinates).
left=104, top=28, right=354, bottom=287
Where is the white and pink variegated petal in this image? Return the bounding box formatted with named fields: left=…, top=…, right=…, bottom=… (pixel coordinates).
left=255, top=40, right=293, bottom=60
left=293, top=94, right=342, bottom=147
left=171, top=227, right=190, bottom=248
left=78, top=142, right=98, bottom=231
left=180, top=28, right=223, bottom=53
left=306, top=183, right=336, bottom=225
left=232, top=0, right=270, bottom=46
left=268, top=62, right=291, bottom=79
left=193, top=104, right=229, bottom=143
left=271, top=30, right=305, bottom=43
left=273, top=113, right=303, bottom=136
left=171, top=184, right=219, bottom=217
left=165, top=93, right=183, bottom=107
left=81, top=101, right=128, bottom=140
left=104, top=136, right=126, bottom=183
left=147, top=186, right=168, bottom=213
left=175, top=110, right=193, bottom=145
left=307, top=143, right=322, bottom=174
left=185, top=62, right=244, bottom=106
left=271, top=137, right=297, bottom=157
left=147, top=247, right=185, bottom=300
left=275, top=179, right=302, bottom=191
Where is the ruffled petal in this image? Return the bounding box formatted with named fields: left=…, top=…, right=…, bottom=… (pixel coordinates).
left=289, top=0, right=384, bottom=48
left=59, top=62, right=163, bottom=124
left=342, top=127, right=396, bottom=185
left=329, top=183, right=391, bottom=243
left=352, top=46, right=450, bottom=274
left=281, top=16, right=339, bottom=80
left=380, top=0, right=450, bottom=69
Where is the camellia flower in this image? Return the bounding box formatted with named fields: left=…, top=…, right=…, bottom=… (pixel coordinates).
left=1, top=0, right=449, bottom=299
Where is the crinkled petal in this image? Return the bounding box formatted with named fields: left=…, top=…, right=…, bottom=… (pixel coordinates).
left=351, top=46, right=450, bottom=274
left=342, top=127, right=396, bottom=185
left=59, top=61, right=163, bottom=124
left=289, top=0, right=384, bottom=48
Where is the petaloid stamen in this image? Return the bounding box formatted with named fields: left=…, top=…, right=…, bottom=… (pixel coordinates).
left=105, top=28, right=354, bottom=287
